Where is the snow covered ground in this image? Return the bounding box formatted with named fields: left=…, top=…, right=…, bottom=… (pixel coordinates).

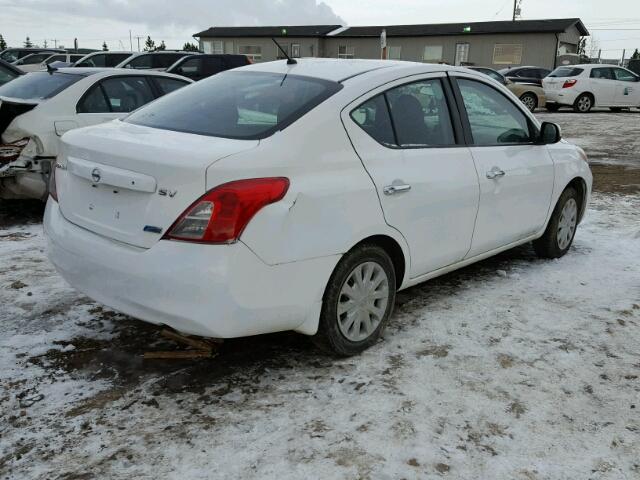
left=1, top=112, right=639, bottom=479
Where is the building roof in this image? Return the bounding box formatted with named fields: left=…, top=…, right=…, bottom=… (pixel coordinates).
left=333, top=18, right=589, bottom=37
left=194, top=25, right=342, bottom=38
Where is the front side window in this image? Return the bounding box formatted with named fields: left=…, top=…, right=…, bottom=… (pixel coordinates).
left=338, top=45, right=354, bottom=59
left=18, top=54, right=51, bottom=65
left=126, top=71, right=342, bottom=140
left=100, top=76, right=154, bottom=112
left=238, top=46, right=262, bottom=62
left=0, top=65, right=19, bottom=86
left=613, top=68, right=638, bottom=82
left=493, top=44, right=523, bottom=65
left=423, top=45, right=443, bottom=63
left=590, top=68, right=614, bottom=80
left=0, top=50, right=19, bottom=63
left=46, top=55, right=66, bottom=64
left=0, top=72, right=84, bottom=100
left=457, top=78, right=532, bottom=146
left=176, top=58, right=202, bottom=76
left=127, top=55, right=152, bottom=69
left=152, top=54, right=186, bottom=69
left=350, top=95, right=395, bottom=147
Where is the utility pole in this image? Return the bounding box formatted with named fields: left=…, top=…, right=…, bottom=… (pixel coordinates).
left=512, top=0, right=522, bottom=21
left=621, top=49, right=626, bottom=66
left=135, top=36, right=143, bottom=52
left=129, top=30, right=133, bottom=51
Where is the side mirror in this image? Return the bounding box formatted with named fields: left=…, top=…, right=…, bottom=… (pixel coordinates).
left=538, top=122, right=562, bottom=144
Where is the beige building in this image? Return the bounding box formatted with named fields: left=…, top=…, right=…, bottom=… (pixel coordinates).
left=194, top=19, right=588, bottom=71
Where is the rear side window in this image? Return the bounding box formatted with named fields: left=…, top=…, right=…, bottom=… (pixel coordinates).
left=126, top=71, right=342, bottom=140
left=77, top=85, right=110, bottom=113
left=152, top=54, right=186, bottom=69
left=127, top=55, right=152, bottom=69
left=106, top=54, right=133, bottom=67
left=591, top=68, right=614, bottom=80
left=0, top=72, right=83, bottom=100
left=100, top=77, right=155, bottom=112
left=387, top=79, right=455, bottom=147
left=457, top=78, right=532, bottom=145
left=549, top=67, right=584, bottom=77
left=154, top=77, right=189, bottom=95
left=351, top=95, right=395, bottom=147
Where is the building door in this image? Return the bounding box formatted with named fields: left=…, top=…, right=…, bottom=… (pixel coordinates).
left=455, top=43, right=470, bottom=66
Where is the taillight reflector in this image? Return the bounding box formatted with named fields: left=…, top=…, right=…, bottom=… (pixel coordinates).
left=164, top=177, right=290, bottom=244
left=562, top=79, right=577, bottom=88
left=49, top=164, right=59, bottom=202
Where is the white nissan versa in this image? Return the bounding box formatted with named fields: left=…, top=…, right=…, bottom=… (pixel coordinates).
left=45, top=59, right=592, bottom=356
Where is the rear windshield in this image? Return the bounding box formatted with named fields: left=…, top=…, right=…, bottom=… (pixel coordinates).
left=126, top=71, right=343, bottom=140
left=0, top=72, right=84, bottom=100
left=548, top=67, right=584, bottom=78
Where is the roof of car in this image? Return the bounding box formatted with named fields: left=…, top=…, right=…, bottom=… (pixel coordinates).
left=49, top=67, right=194, bottom=81
left=240, top=58, right=454, bottom=82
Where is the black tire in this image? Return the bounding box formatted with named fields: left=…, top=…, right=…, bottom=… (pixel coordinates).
left=519, top=92, right=538, bottom=112
left=533, top=187, right=580, bottom=259
left=573, top=93, right=593, bottom=113
left=312, top=244, right=396, bottom=356
left=546, top=104, right=560, bottom=112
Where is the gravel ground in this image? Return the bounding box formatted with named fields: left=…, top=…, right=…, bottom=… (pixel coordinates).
left=0, top=111, right=639, bottom=480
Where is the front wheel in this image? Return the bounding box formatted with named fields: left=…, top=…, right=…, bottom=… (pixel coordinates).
left=312, top=244, right=396, bottom=356
left=533, top=187, right=580, bottom=259
left=519, top=93, right=538, bottom=112
left=573, top=94, right=593, bottom=113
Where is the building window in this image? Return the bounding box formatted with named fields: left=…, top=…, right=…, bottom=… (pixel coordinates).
left=455, top=43, right=470, bottom=66
left=291, top=44, right=301, bottom=58
left=239, top=45, right=262, bottom=62
left=387, top=46, right=402, bottom=60
left=493, top=44, right=523, bottom=65
left=338, top=45, right=354, bottom=59
left=423, top=45, right=443, bottom=63
left=211, top=40, right=224, bottom=54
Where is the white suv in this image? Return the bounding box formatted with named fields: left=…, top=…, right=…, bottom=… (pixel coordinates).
left=543, top=64, right=640, bottom=112
left=45, top=59, right=592, bottom=356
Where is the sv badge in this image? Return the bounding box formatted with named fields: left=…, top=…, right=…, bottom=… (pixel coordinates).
left=158, top=188, right=177, bottom=198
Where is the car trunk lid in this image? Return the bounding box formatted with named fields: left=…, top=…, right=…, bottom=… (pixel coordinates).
left=0, top=97, right=40, bottom=139
left=57, top=120, right=258, bottom=249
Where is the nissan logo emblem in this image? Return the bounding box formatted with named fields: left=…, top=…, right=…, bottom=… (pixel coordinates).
left=91, top=168, right=101, bottom=183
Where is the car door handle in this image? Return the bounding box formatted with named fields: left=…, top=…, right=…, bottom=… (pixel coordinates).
left=486, top=167, right=506, bottom=179
left=383, top=183, right=412, bottom=195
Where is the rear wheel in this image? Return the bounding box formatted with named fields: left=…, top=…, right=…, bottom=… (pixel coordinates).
left=519, top=92, right=538, bottom=112
left=312, top=244, right=396, bottom=356
left=533, top=187, right=580, bottom=259
left=573, top=94, right=593, bottom=113
left=546, top=104, right=560, bottom=112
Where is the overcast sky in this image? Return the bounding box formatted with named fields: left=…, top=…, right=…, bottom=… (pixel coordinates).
left=0, top=0, right=638, bottom=59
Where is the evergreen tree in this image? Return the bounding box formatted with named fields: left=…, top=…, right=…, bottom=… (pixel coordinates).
left=157, top=40, right=166, bottom=51
left=182, top=42, right=199, bottom=52
left=102, top=41, right=109, bottom=51
left=143, top=36, right=155, bottom=51
left=24, top=36, right=33, bottom=48
left=0, top=34, right=7, bottom=51
left=632, top=49, right=640, bottom=60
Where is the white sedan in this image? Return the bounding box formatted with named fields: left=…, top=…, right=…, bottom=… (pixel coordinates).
left=0, top=68, right=192, bottom=200
left=45, top=59, right=592, bottom=356
left=543, top=64, right=640, bottom=112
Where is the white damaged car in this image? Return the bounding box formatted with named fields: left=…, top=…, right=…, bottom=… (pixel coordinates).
left=0, top=68, right=191, bottom=200
left=45, top=59, right=592, bottom=355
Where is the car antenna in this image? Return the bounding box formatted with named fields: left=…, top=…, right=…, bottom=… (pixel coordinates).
left=272, top=38, right=297, bottom=65
left=46, top=63, right=57, bottom=75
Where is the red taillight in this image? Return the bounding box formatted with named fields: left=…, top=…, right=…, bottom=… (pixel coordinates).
left=562, top=79, right=577, bottom=88
left=164, top=177, right=289, bottom=244
left=0, top=138, right=29, bottom=164
left=49, top=164, right=58, bottom=202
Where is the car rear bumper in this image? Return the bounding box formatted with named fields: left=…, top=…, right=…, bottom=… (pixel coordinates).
left=544, top=88, right=578, bottom=106
left=44, top=200, right=338, bottom=338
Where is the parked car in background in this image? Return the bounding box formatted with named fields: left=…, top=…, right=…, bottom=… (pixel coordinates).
left=166, top=54, right=250, bottom=81
left=116, top=52, right=192, bottom=71
left=0, top=58, right=24, bottom=87
left=15, top=53, right=86, bottom=72
left=543, top=64, right=640, bottom=112
left=0, top=68, right=192, bottom=200
left=44, top=59, right=591, bottom=356
left=73, top=51, right=135, bottom=68
left=498, top=66, right=551, bottom=86
left=469, top=66, right=546, bottom=111
left=0, top=48, right=66, bottom=63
